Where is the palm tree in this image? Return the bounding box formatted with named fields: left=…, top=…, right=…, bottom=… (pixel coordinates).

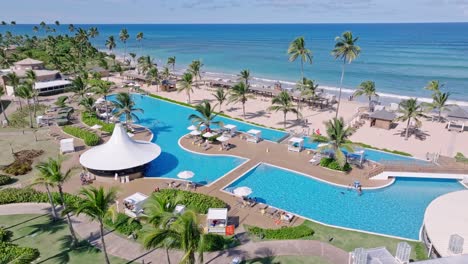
left=238, top=69, right=251, bottom=86
left=25, top=69, right=38, bottom=117
left=138, top=56, right=154, bottom=75
left=162, top=66, right=171, bottom=80
left=424, top=92, right=455, bottom=122
left=68, top=186, right=117, bottom=264
left=143, top=210, right=206, bottom=264
left=268, top=91, right=298, bottom=129
left=119, top=28, right=130, bottom=62
left=10, top=21, right=16, bottom=25
left=425, top=80, right=443, bottom=92
left=353, top=81, right=379, bottom=108
left=88, top=27, right=99, bottom=38
left=212, top=88, right=227, bottom=112
left=32, top=26, right=39, bottom=35
left=105, top=36, right=116, bottom=61
left=68, top=24, right=75, bottom=33
left=188, top=100, right=221, bottom=130
left=287, top=36, right=313, bottom=80
left=36, top=157, right=78, bottom=246
left=71, top=76, right=90, bottom=99
left=1, top=21, right=6, bottom=26
left=94, top=82, right=112, bottom=123
left=314, top=117, right=354, bottom=167
left=0, top=85, right=9, bottom=124
left=167, top=56, right=176, bottom=72
left=16, top=84, right=34, bottom=128
left=396, top=98, right=428, bottom=140
left=332, top=31, right=361, bottom=118
left=129, top=52, right=137, bottom=66
left=188, top=60, right=203, bottom=89
left=177, top=72, right=194, bottom=104
left=79, top=96, right=95, bottom=113
left=6, top=72, right=21, bottom=109
left=113, top=92, right=144, bottom=125
left=136, top=32, right=144, bottom=54
left=147, top=67, right=160, bottom=91
left=54, top=20, right=60, bottom=26
left=32, top=162, right=60, bottom=220
left=295, top=77, right=318, bottom=118
left=229, top=82, right=254, bottom=119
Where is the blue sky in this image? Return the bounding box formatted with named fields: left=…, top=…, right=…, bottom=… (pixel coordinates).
left=2, top=0, right=468, bottom=23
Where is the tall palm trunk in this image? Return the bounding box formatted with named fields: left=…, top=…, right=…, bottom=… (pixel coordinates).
left=166, top=247, right=171, bottom=264
left=242, top=103, right=246, bottom=119
left=335, top=62, right=346, bottom=118
left=104, top=95, right=109, bottom=123
left=99, top=220, right=111, bottom=264
left=26, top=100, right=33, bottom=128
left=283, top=111, right=287, bottom=129
left=44, top=184, right=58, bottom=220
left=187, top=91, right=191, bottom=104
left=58, top=185, right=78, bottom=246
left=405, top=118, right=411, bottom=140
left=0, top=99, right=8, bottom=124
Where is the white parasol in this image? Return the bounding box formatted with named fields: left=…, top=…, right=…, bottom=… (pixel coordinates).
left=190, top=130, right=201, bottom=136
left=177, top=170, right=195, bottom=179
left=187, top=125, right=197, bottom=131
left=203, top=132, right=215, bottom=138
left=233, top=186, right=252, bottom=197
left=217, top=135, right=230, bottom=142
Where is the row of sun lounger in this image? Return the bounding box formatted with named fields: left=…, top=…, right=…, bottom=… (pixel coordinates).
left=235, top=199, right=295, bottom=224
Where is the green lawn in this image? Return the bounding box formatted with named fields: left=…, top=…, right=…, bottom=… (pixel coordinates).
left=243, top=256, right=332, bottom=264
left=0, top=214, right=131, bottom=264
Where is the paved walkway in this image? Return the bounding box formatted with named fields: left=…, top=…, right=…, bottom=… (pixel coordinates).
left=0, top=203, right=349, bottom=264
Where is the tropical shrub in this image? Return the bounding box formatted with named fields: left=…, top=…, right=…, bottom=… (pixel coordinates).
left=81, top=112, right=115, bottom=133
left=0, top=242, right=40, bottom=264
left=156, top=189, right=226, bottom=214
left=0, top=175, right=14, bottom=186
left=247, top=224, right=314, bottom=240
left=201, top=233, right=239, bottom=251
left=0, top=228, right=13, bottom=242
left=0, top=188, right=83, bottom=207
left=62, top=126, right=100, bottom=146
left=455, top=152, right=468, bottom=163
left=320, top=158, right=351, bottom=172
left=3, top=150, right=43, bottom=176
left=104, top=213, right=142, bottom=236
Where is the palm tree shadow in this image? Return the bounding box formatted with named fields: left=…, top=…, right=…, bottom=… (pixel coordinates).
left=37, top=235, right=98, bottom=264
left=245, top=110, right=270, bottom=120
left=13, top=216, right=67, bottom=242
left=5, top=214, right=47, bottom=229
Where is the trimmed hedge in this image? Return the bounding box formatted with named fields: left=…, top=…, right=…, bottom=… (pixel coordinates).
left=81, top=112, right=115, bottom=133
left=0, top=175, right=14, bottom=186
left=62, top=126, right=100, bottom=146
left=247, top=224, right=314, bottom=240
left=104, top=213, right=142, bottom=236
left=352, top=142, right=412, bottom=157
left=320, top=158, right=351, bottom=172
left=156, top=189, right=226, bottom=214
left=0, top=242, right=40, bottom=264
left=0, top=188, right=83, bottom=208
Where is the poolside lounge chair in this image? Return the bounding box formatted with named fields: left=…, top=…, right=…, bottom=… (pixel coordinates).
left=265, top=207, right=277, bottom=218
left=309, top=154, right=322, bottom=165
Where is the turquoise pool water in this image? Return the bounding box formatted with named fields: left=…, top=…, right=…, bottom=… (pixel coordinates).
left=303, top=138, right=428, bottom=164
left=225, top=163, right=465, bottom=239
left=111, top=94, right=287, bottom=183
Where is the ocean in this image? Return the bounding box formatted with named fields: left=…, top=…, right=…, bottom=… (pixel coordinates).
left=2, top=23, right=468, bottom=104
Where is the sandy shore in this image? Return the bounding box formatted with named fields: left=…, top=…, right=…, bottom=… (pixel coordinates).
left=108, top=76, right=468, bottom=159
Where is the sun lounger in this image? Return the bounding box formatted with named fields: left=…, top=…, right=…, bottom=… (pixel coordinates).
left=265, top=207, right=277, bottom=218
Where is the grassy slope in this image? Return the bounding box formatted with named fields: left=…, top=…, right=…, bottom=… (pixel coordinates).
left=0, top=214, right=131, bottom=264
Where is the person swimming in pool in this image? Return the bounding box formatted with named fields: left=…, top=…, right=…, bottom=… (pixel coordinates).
left=357, top=185, right=362, bottom=196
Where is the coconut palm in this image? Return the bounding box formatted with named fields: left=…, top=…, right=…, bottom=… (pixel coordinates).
left=138, top=56, right=154, bottom=75
left=113, top=92, right=144, bottom=125
left=54, top=20, right=60, bottom=26
left=0, top=49, right=10, bottom=68
left=332, top=31, right=361, bottom=118
left=1, top=21, right=6, bottom=26
left=10, top=21, right=16, bottom=25
left=6, top=72, right=21, bottom=109
left=212, top=88, right=228, bottom=112
left=425, top=80, right=443, bottom=92
left=162, top=66, right=171, bottom=80
left=188, top=100, right=221, bottom=130
left=238, top=69, right=251, bottom=86
left=31, top=162, right=60, bottom=221
left=105, top=36, right=116, bottom=64
left=295, top=77, right=318, bottom=118
left=119, top=28, right=129, bottom=62
left=268, top=91, right=298, bottom=129
left=147, top=67, right=160, bottom=91
left=25, top=69, right=38, bottom=117
left=424, top=92, right=455, bottom=122
left=287, top=36, right=313, bottom=80
left=88, top=27, right=99, bottom=38
left=177, top=72, right=194, bottom=104
left=79, top=96, right=95, bottom=113
left=188, top=60, right=203, bottom=89
left=36, top=157, right=78, bottom=246
left=68, top=24, right=75, bottom=33
left=396, top=98, right=428, bottom=140
left=15, top=84, right=34, bottom=128
left=353, top=80, right=379, bottom=108
left=129, top=52, right=137, bottom=66
left=136, top=32, right=144, bottom=54
left=32, top=26, right=39, bottom=34
left=0, top=85, right=9, bottom=124
left=67, top=186, right=117, bottom=264
left=314, top=117, right=354, bottom=167
left=229, top=82, right=254, bottom=119
left=167, top=56, right=176, bottom=72
left=94, top=81, right=112, bottom=123
left=70, top=76, right=90, bottom=99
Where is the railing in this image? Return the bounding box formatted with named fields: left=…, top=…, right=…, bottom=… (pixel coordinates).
left=379, top=160, right=468, bottom=175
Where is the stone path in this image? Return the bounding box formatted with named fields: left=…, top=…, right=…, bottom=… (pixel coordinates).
left=0, top=203, right=350, bottom=264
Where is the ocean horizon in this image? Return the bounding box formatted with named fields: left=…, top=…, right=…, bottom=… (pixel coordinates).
left=2, top=23, right=468, bottom=105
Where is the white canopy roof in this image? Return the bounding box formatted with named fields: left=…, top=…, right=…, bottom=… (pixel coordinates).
left=80, top=123, right=161, bottom=171
left=217, top=135, right=230, bottom=142
left=289, top=137, right=304, bottom=143
left=224, top=124, right=237, bottom=130
left=207, top=208, right=228, bottom=220
left=246, top=129, right=261, bottom=136
left=124, top=192, right=148, bottom=205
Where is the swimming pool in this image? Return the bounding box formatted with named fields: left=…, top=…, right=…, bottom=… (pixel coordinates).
left=225, top=163, right=465, bottom=239
left=111, top=94, right=288, bottom=183
left=302, top=137, right=428, bottom=164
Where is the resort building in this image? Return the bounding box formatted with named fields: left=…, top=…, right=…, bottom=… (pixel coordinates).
left=79, top=123, right=161, bottom=181
left=0, top=58, right=71, bottom=96
left=422, top=190, right=468, bottom=258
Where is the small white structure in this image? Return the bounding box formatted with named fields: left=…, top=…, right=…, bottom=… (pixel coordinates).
left=178, top=170, right=195, bottom=180
left=123, top=192, right=148, bottom=218
left=395, top=242, right=411, bottom=263
left=224, top=124, right=238, bottom=137
left=288, top=137, right=304, bottom=152
left=207, top=208, right=228, bottom=234
left=246, top=129, right=262, bottom=143
left=190, top=130, right=201, bottom=136
left=60, top=138, right=74, bottom=154
left=203, top=131, right=215, bottom=138
left=233, top=186, right=252, bottom=197
left=187, top=125, right=197, bottom=131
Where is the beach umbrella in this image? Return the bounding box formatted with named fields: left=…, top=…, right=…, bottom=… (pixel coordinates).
left=190, top=130, right=201, bottom=136
left=177, top=170, right=195, bottom=180
left=91, top=124, right=102, bottom=130
left=203, top=132, right=215, bottom=138
left=233, top=186, right=252, bottom=197
left=217, top=135, right=230, bottom=142
left=187, top=125, right=197, bottom=131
